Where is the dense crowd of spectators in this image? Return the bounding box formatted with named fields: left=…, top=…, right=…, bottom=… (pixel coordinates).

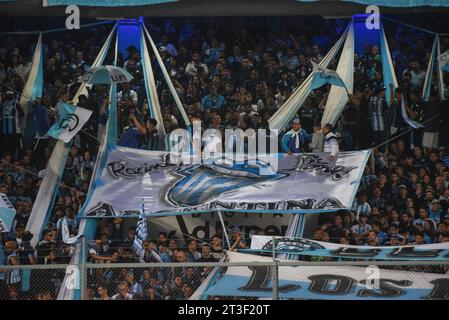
left=1, top=16, right=449, bottom=299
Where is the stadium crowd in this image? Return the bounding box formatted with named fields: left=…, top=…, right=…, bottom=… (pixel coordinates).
left=1, top=16, right=449, bottom=299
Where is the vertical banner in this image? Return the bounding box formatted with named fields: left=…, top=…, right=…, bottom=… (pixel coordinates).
left=19, top=32, right=43, bottom=147
left=25, top=140, right=71, bottom=247
left=436, top=36, right=446, bottom=100
left=142, top=23, right=191, bottom=127
left=321, top=22, right=355, bottom=126
left=422, top=36, right=438, bottom=102
left=58, top=31, right=120, bottom=301
left=140, top=26, right=166, bottom=135
left=379, top=23, right=399, bottom=106
left=72, top=22, right=117, bottom=105
left=269, top=24, right=350, bottom=130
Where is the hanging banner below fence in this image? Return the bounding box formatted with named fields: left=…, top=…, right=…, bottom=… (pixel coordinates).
left=204, top=252, right=449, bottom=300
left=80, top=146, right=370, bottom=217
left=247, top=235, right=449, bottom=261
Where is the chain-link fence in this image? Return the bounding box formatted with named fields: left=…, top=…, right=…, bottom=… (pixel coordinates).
left=2, top=260, right=449, bottom=300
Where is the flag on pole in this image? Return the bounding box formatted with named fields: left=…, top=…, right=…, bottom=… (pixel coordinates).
left=47, top=102, right=92, bottom=143
left=438, top=50, right=449, bottom=72
left=310, top=61, right=348, bottom=91
left=133, top=200, right=148, bottom=254
left=0, top=193, right=16, bottom=233
left=401, top=94, right=424, bottom=129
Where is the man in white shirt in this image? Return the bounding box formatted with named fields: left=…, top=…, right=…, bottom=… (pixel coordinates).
left=185, top=52, right=209, bottom=78
left=322, top=123, right=339, bottom=161
left=112, top=281, right=134, bottom=300
left=407, top=60, right=425, bottom=91
left=117, top=82, right=138, bottom=104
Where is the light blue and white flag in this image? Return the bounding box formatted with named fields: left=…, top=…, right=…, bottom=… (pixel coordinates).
left=439, top=50, right=449, bottom=72
left=380, top=23, right=398, bottom=106
left=310, top=61, right=348, bottom=91
left=61, top=218, right=83, bottom=244
left=401, top=94, right=424, bottom=129
left=0, top=193, right=16, bottom=233
left=422, top=36, right=439, bottom=102
left=321, top=21, right=355, bottom=126
left=20, top=33, right=43, bottom=148
left=47, top=102, right=92, bottom=143
left=133, top=200, right=148, bottom=254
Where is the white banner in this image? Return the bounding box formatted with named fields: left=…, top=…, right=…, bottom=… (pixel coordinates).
left=249, top=235, right=449, bottom=261
left=204, top=251, right=449, bottom=300
left=81, top=146, right=370, bottom=217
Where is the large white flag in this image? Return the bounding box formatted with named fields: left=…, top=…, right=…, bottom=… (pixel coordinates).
left=47, top=102, right=93, bottom=143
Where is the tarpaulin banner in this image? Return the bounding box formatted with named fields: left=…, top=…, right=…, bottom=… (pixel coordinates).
left=204, top=252, right=449, bottom=300
left=81, top=146, right=370, bottom=217
left=247, top=235, right=449, bottom=261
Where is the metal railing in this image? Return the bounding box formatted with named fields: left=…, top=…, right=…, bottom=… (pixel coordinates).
left=2, top=259, right=449, bottom=300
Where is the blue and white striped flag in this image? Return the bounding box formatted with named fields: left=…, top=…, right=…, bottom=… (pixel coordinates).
left=310, top=61, right=348, bottom=91
left=133, top=200, right=148, bottom=254
left=47, top=102, right=92, bottom=143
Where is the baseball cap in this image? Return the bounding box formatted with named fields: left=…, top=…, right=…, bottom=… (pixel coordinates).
left=432, top=199, right=439, bottom=204
left=398, top=185, right=407, bottom=190
left=292, top=118, right=301, bottom=124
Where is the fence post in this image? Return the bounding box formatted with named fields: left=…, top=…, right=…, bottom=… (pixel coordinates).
left=271, top=236, right=278, bottom=300
left=80, top=236, right=87, bottom=300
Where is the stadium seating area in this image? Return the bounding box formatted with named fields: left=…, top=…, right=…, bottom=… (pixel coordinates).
left=1, top=16, right=449, bottom=300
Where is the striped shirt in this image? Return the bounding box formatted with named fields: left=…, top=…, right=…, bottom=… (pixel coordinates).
left=351, top=223, right=372, bottom=236
left=1, top=100, right=23, bottom=135
left=369, top=96, right=386, bottom=132
left=6, top=252, right=21, bottom=284
left=351, top=201, right=372, bottom=220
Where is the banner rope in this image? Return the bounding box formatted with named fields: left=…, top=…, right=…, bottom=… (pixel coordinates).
left=0, top=20, right=114, bottom=35
left=382, top=16, right=449, bottom=36
left=371, top=112, right=442, bottom=151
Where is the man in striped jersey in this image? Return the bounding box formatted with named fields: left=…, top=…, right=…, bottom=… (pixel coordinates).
left=368, top=86, right=388, bottom=152
left=0, top=91, right=24, bottom=159
left=351, top=193, right=372, bottom=221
